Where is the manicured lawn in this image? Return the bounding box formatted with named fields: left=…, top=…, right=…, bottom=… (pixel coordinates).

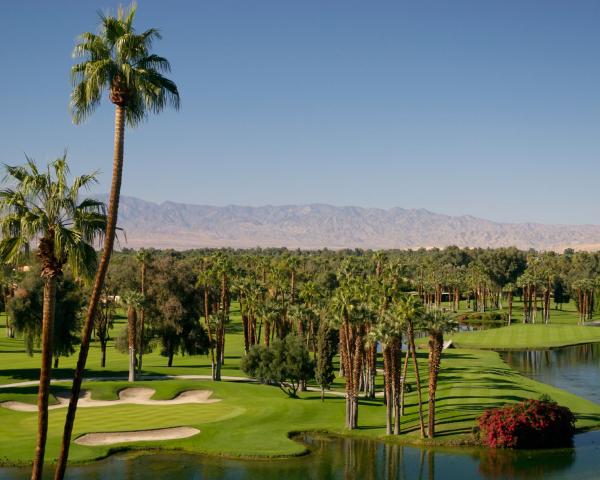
left=1, top=347, right=600, bottom=465
left=0, top=308, right=247, bottom=386
left=2, top=301, right=600, bottom=465
left=449, top=324, right=600, bottom=350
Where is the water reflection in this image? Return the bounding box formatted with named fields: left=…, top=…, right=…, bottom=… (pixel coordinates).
left=500, top=343, right=600, bottom=404
left=2, top=431, right=599, bottom=479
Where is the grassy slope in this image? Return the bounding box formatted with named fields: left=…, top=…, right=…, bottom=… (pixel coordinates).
left=450, top=324, right=600, bottom=349
left=1, top=300, right=600, bottom=464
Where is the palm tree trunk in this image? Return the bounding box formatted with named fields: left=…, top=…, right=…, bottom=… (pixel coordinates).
left=100, top=340, right=107, bottom=368
left=383, top=345, right=393, bottom=435
left=427, top=332, right=443, bottom=438
left=350, top=328, right=363, bottom=429
left=400, top=346, right=410, bottom=416
left=203, top=288, right=216, bottom=379
left=137, top=262, right=146, bottom=373
left=127, top=306, right=137, bottom=382
left=54, top=104, right=125, bottom=480
left=366, top=343, right=376, bottom=399
left=215, top=321, right=223, bottom=381
left=264, top=320, right=271, bottom=347
left=31, top=276, right=57, bottom=480
left=427, top=339, right=435, bottom=438
left=392, top=339, right=401, bottom=435
left=407, top=321, right=425, bottom=438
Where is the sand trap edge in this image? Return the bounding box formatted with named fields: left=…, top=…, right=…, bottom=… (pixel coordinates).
left=75, top=426, right=200, bottom=446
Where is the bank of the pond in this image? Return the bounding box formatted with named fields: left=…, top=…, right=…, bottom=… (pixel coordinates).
left=449, top=324, right=600, bottom=350
left=1, top=348, right=600, bottom=466
left=501, top=342, right=600, bottom=405
left=3, top=431, right=600, bottom=479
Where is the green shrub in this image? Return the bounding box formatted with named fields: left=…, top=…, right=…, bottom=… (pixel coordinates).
left=241, top=335, right=314, bottom=398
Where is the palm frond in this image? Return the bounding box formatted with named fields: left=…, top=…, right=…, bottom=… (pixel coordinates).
left=0, top=237, right=26, bottom=265
left=135, top=54, right=171, bottom=73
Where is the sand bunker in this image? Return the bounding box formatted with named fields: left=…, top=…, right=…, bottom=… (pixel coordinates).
left=75, top=426, right=200, bottom=446
left=0, top=387, right=219, bottom=412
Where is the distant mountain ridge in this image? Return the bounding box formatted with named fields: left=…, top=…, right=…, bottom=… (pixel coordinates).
left=98, top=195, right=600, bottom=251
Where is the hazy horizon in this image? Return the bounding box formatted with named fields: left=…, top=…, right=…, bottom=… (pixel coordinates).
left=101, top=193, right=600, bottom=227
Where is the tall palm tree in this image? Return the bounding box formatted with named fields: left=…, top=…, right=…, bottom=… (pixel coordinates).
left=55, top=5, right=179, bottom=478
left=367, top=313, right=401, bottom=435
left=135, top=249, right=151, bottom=372
left=503, top=282, right=515, bottom=325
left=396, top=295, right=426, bottom=438
left=213, top=252, right=232, bottom=380
left=422, top=309, right=456, bottom=438
left=331, top=281, right=369, bottom=430
left=122, top=291, right=143, bottom=382
left=0, top=156, right=105, bottom=480
left=196, top=262, right=217, bottom=378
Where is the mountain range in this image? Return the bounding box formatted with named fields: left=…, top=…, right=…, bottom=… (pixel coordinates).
left=101, top=195, right=600, bottom=251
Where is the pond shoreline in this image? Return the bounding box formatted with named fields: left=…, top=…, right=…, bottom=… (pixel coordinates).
left=2, top=347, right=599, bottom=468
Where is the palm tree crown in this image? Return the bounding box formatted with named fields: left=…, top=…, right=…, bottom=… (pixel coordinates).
left=0, top=156, right=106, bottom=278
left=71, top=3, right=180, bottom=126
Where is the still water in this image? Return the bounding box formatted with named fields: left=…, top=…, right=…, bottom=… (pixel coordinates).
left=500, top=342, right=600, bottom=404
left=1, top=431, right=600, bottom=480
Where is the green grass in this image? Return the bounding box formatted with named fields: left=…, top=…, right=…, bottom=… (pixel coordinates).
left=440, top=299, right=584, bottom=326
left=0, top=308, right=247, bottom=386
left=449, top=324, right=600, bottom=350
left=1, top=301, right=600, bottom=465
left=1, top=348, right=600, bottom=465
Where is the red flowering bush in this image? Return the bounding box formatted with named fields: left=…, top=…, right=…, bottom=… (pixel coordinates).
left=478, top=398, right=575, bottom=449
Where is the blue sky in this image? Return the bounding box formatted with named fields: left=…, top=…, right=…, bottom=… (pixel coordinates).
left=1, top=1, right=599, bottom=224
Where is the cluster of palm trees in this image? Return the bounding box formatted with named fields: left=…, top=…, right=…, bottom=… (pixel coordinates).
left=362, top=247, right=600, bottom=325
left=192, top=250, right=456, bottom=438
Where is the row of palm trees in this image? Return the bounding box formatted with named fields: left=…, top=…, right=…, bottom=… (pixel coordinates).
left=331, top=261, right=456, bottom=437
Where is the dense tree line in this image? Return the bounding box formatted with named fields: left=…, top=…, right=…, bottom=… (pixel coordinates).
left=87, top=246, right=600, bottom=436
left=4, top=244, right=600, bottom=443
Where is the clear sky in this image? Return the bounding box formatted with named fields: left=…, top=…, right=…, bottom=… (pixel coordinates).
left=1, top=1, right=599, bottom=224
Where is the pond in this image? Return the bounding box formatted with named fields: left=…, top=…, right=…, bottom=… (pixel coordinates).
left=500, top=342, right=600, bottom=404
left=1, top=431, right=600, bottom=479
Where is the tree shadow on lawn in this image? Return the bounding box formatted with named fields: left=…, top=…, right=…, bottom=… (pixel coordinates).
left=438, top=394, right=532, bottom=405
left=441, top=367, right=513, bottom=376
left=441, top=353, right=479, bottom=360
left=223, top=355, right=243, bottom=361
left=355, top=424, right=385, bottom=431
left=300, top=395, right=346, bottom=403
left=0, top=367, right=131, bottom=382
left=225, top=322, right=244, bottom=335
left=438, top=375, right=530, bottom=389
left=440, top=384, right=536, bottom=396
left=574, top=412, right=600, bottom=423
left=439, top=372, right=514, bottom=380
left=0, top=384, right=74, bottom=404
